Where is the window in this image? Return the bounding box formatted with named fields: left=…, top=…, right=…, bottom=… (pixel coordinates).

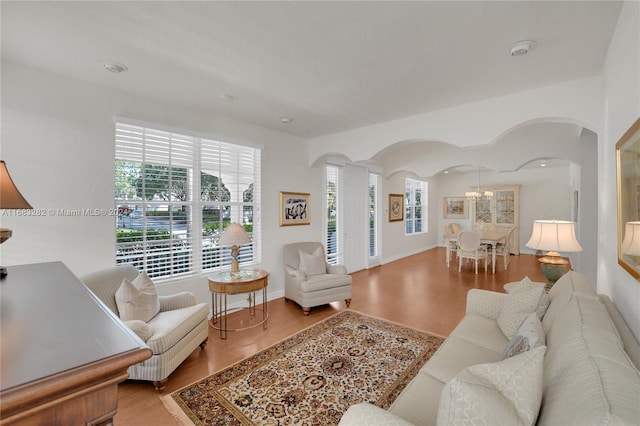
left=369, top=172, right=380, bottom=258
left=115, top=120, right=261, bottom=279
left=325, top=163, right=343, bottom=265
left=405, top=178, right=428, bottom=235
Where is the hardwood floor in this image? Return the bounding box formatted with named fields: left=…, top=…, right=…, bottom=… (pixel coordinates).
left=114, top=247, right=546, bottom=425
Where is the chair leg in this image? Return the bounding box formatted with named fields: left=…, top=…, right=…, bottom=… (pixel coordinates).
left=345, top=298, right=352, bottom=308
left=199, top=337, right=209, bottom=349
left=302, top=307, right=311, bottom=315
left=474, top=258, right=478, bottom=274
left=458, top=256, right=462, bottom=272
left=153, top=378, right=168, bottom=392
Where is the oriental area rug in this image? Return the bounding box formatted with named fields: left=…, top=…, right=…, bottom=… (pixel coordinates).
left=162, top=310, right=444, bottom=426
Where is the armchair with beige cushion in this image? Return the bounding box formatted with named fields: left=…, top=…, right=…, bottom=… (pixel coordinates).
left=81, top=265, right=209, bottom=391
left=283, top=242, right=352, bottom=315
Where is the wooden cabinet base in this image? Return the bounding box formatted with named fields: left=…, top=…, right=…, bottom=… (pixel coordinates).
left=0, top=263, right=152, bottom=426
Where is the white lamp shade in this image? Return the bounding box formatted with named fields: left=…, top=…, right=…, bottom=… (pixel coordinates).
left=622, top=221, right=640, bottom=256
left=0, top=161, right=32, bottom=209
left=525, top=220, right=582, bottom=253
left=219, top=223, right=251, bottom=246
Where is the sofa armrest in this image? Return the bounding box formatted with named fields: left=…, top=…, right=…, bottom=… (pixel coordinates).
left=159, top=292, right=196, bottom=311
left=124, top=319, right=152, bottom=343
left=285, top=264, right=306, bottom=281
left=328, top=264, right=348, bottom=275
left=466, top=289, right=506, bottom=319
left=339, top=403, right=415, bottom=426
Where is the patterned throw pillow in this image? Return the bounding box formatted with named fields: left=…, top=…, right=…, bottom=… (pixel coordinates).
left=498, top=279, right=546, bottom=339
left=115, top=271, right=160, bottom=322
left=502, top=312, right=546, bottom=359
left=509, top=276, right=550, bottom=320
left=299, top=246, right=327, bottom=276
left=437, top=346, right=546, bottom=426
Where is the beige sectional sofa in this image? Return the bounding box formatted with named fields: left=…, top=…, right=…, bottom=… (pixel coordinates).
left=340, top=271, right=640, bottom=425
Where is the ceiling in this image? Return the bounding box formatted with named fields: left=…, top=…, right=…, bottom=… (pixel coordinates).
left=1, top=1, right=622, bottom=139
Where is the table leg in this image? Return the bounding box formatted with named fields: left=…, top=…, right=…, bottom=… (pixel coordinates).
left=263, top=286, right=268, bottom=330
left=491, top=243, right=497, bottom=274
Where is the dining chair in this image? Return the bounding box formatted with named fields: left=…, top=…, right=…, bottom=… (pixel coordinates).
left=493, top=226, right=515, bottom=270
left=457, top=231, right=488, bottom=274
left=443, top=224, right=458, bottom=267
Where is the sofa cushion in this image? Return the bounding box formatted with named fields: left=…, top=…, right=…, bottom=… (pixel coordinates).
left=146, top=302, right=209, bottom=354
left=502, top=312, right=545, bottom=359
left=497, top=283, right=546, bottom=339
left=437, top=346, right=546, bottom=426
left=423, top=336, right=503, bottom=384
left=115, top=272, right=160, bottom=322
left=539, top=294, right=640, bottom=426
left=299, top=246, right=327, bottom=276
left=389, top=370, right=444, bottom=426
left=449, top=313, right=510, bottom=353
left=542, top=270, right=596, bottom=333
left=300, top=274, right=352, bottom=292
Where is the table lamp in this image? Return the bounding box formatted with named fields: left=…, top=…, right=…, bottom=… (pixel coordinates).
left=1, top=161, right=33, bottom=278
left=219, top=223, right=251, bottom=277
left=525, top=219, right=582, bottom=291
left=621, top=221, right=640, bottom=257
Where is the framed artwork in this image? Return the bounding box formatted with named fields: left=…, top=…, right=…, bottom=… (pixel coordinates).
left=389, top=193, right=404, bottom=222
left=280, top=191, right=310, bottom=226
left=616, top=117, right=640, bottom=280
left=443, top=196, right=468, bottom=219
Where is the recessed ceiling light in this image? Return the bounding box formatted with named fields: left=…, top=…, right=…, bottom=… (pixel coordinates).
left=444, top=170, right=449, bottom=174
left=509, top=40, right=535, bottom=57
left=100, top=60, right=128, bottom=73
left=280, top=117, right=293, bottom=124
left=220, top=94, right=235, bottom=101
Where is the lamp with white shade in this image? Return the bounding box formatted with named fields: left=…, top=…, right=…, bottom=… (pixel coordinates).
left=219, top=223, right=251, bottom=278
left=1, top=160, right=33, bottom=278
left=622, top=221, right=640, bottom=269
left=525, top=219, right=582, bottom=291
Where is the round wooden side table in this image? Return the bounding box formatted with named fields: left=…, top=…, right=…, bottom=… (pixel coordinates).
left=208, top=269, right=269, bottom=339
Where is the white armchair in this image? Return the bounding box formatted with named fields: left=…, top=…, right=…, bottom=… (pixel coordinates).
left=283, top=242, right=352, bottom=315
left=81, top=265, right=209, bottom=391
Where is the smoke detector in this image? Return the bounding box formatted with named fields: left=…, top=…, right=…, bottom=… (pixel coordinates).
left=100, top=60, right=128, bottom=73
left=509, top=40, right=535, bottom=57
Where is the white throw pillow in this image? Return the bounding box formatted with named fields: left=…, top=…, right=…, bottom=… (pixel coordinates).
left=115, top=272, right=160, bottom=322
left=498, top=279, right=546, bottom=339
left=502, top=312, right=545, bottom=359
left=437, top=346, right=546, bottom=426
left=299, top=246, right=327, bottom=276
left=509, top=276, right=550, bottom=320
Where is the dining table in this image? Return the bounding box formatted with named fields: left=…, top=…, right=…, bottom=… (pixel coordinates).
left=447, top=228, right=509, bottom=274
left=478, top=229, right=509, bottom=273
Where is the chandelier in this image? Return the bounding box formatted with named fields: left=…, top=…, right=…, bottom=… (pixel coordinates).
left=465, top=167, right=494, bottom=199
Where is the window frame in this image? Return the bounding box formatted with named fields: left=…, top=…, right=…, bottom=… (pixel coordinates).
left=115, top=119, right=261, bottom=280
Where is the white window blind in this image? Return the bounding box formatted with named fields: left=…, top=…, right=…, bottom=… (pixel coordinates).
left=405, top=178, right=428, bottom=235
left=115, top=120, right=261, bottom=280
left=369, top=172, right=380, bottom=258
left=325, top=163, right=343, bottom=265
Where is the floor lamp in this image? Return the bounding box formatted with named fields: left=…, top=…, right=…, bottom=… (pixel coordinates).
left=525, top=219, right=582, bottom=291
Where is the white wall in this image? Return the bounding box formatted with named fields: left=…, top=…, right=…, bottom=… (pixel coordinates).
left=601, top=1, right=640, bottom=341
left=433, top=167, right=573, bottom=249
left=0, top=60, right=321, bottom=307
